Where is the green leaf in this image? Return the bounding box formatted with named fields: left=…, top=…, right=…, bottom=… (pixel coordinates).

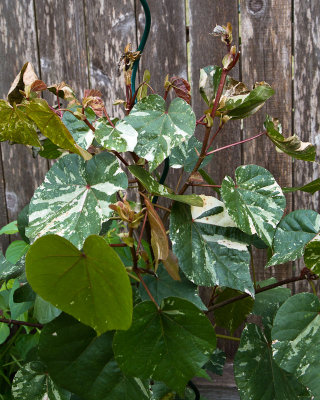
left=234, top=324, right=309, bottom=400
left=0, top=221, right=18, bottom=235
left=39, top=314, right=151, bottom=400
left=38, top=139, right=62, bottom=159
left=26, top=235, right=132, bottom=334
left=214, top=288, right=254, bottom=334
left=24, top=99, right=91, bottom=160
left=62, top=107, right=96, bottom=150
left=198, top=169, right=221, bottom=195
left=9, top=279, right=34, bottom=319
left=26, top=152, right=128, bottom=248
left=266, top=210, right=320, bottom=267
left=282, top=178, right=320, bottom=194
left=219, top=82, right=274, bottom=120
left=113, top=297, right=216, bottom=394
left=14, top=283, right=36, bottom=303
left=5, top=240, right=30, bottom=264
left=272, top=293, right=320, bottom=398
left=0, top=323, right=10, bottom=345
left=137, top=69, right=151, bottom=101
left=169, top=136, right=213, bottom=173
left=17, top=204, right=30, bottom=244
left=129, top=165, right=203, bottom=206
left=12, top=362, right=71, bottom=400
left=304, top=240, right=320, bottom=274
left=265, top=115, right=316, bottom=161
left=0, top=101, right=40, bottom=147
left=222, top=165, right=286, bottom=246
left=170, top=200, right=254, bottom=294
left=202, top=348, right=226, bottom=376
left=139, top=265, right=206, bottom=310
left=125, top=94, right=196, bottom=171
left=33, top=296, right=62, bottom=324
left=95, top=118, right=138, bottom=152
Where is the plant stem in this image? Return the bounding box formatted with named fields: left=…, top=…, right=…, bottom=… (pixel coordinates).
left=249, top=246, right=257, bottom=290
left=206, top=272, right=319, bottom=313
left=135, top=269, right=159, bottom=309
left=128, top=227, right=138, bottom=269
left=308, top=280, right=317, bottom=296
left=109, top=243, right=128, bottom=247
left=188, top=183, right=221, bottom=188
left=205, top=122, right=225, bottom=153
left=103, top=106, right=115, bottom=128
left=0, top=318, right=43, bottom=329
left=137, top=212, right=148, bottom=252
left=206, top=131, right=267, bottom=156
left=216, top=333, right=240, bottom=342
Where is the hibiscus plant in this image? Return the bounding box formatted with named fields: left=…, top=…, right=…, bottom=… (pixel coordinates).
left=0, top=22, right=319, bottom=400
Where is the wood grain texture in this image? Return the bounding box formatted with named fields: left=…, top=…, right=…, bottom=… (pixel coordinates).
left=293, top=0, right=320, bottom=294
left=189, top=0, right=241, bottom=195
left=136, top=0, right=189, bottom=195
left=0, top=0, right=47, bottom=250
left=35, top=0, right=89, bottom=96
left=240, top=0, right=293, bottom=282
left=84, top=0, right=137, bottom=118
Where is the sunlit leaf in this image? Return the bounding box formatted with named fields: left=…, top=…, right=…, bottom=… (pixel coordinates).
left=95, top=118, right=138, bottom=152
left=0, top=221, right=18, bottom=235
left=222, top=165, right=286, bottom=246
left=26, top=235, right=132, bottom=334
left=62, top=107, right=96, bottom=150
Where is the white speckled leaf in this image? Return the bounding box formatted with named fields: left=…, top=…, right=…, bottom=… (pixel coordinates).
left=62, top=107, right=96, bottom=150
left=26, top=152, right=127, bottom=248
left=266, top=210, right=320, bottom=267
left=12, top=362, right=71, bottom=400
left=265, top=115, right=316, bottom=161
left=170, top=199, right=254, bottom=295
left=304, top=240, right=320, bottom=274
left=234, top=324, right=309, bottom=400
left=272, top=293, right=320, bottom=398
left=113, top=297, right=216, bottom=394
left=26, top=235, right=132, bottom=334
left=124, top=94, right=196, bottom=171
left=222, top=165, right=286, bottom=246
left=129, top=165, right=203, bottom=206
left=95, top=118, right=138, bottom=152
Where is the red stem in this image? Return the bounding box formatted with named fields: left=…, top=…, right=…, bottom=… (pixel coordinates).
left=206, top=131, right=267, bottom=156
left=0, top=318, right=43, bottom=329
left=103, top=106, right=115, bottom=128
left=135, top=269, right=159, bottom=309
left=205, top=122, right=225, bottom=153
left=109, top=243, right=128, bottom=247
left=137, top=212, right=148, bottom=252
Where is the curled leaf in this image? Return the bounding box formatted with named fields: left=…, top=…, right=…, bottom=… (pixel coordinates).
left=8, top=62, right=39, bottom=105
left=170, top=76, right=191, bottom=104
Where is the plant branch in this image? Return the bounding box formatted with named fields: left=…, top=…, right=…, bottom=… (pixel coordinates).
left=103, top=106, right=115, bottom=128
left=137, top=212, right=148, bottom=252
left=135, top=269, right=159, bottom=309
left=205, top=122, right=225, bottom=153
left=206, top=269, right=319, bottom=313
left=206, top=131, right=267, bottom=156
left=216, top=333, right=240, bottom=342
left=0, top=318, right=43, bottom=329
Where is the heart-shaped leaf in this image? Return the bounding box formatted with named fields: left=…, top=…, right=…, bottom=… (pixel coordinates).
left=26, top=152, right=128, bottom=248
left=222, top=165, right=286, bottom=246
left=265, top=115, right=316, bottom=161
left=39, top=314, right=151, bottom=400
left=113, top=297, right=216, bottom=394
left=266, top=210, right=320, bottom=267
left=62, top=107, right=96, bottom=150
left=124, top=94, right=196, bottom=171
left=26, top=235, right=132, bottom=334
left=235, top=324, right=309, bottom=400
left=272, top=293, right=320, bottom=398
left=129, top=165, right=203, bottom=206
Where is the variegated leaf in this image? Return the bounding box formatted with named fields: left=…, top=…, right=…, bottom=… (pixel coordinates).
left=222, top=165, right=286, bottom=246
left=95, top=118, right=138, bottom=152
left=62, top=107, right=96, bottom=150
left=125, top=94, right=196, bottom=171
left=304, top=239, right=320, bottom=274
left=26, top=152, right=128, bottom=248
left=272, top=293, right=320, bottom=398
left=264, top=115, right=316, bottom=161
left=170, top=197, right=254, bottom=295
left=266, top=210, right=320, bottom=267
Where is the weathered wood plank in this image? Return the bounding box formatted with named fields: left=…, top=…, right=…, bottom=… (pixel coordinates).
left=189, top=0, right=241, bottom=196
left=293, top=0, right=320, bottom=294
left=0, top=0, right=47, bottom=249
left=84, top=0, right=137, bottom=118
left=240, top=0, right=293, bottom=282
left=136, top=0, right=189, bottom=194
left=35, top=0, right=89, bottom=96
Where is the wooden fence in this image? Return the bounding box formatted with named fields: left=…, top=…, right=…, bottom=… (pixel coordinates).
left=0, top=1, right=319, bottom=292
